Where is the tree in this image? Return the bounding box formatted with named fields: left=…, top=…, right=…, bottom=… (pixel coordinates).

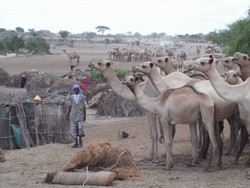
left=95, top=26, right=110, bottom=35
left=28, top=29, right=39, bottom=37
left=126, top=31, right=132, bottom=36
left=2, top=34, right=24, bottom=56
left=0, top=28, right=6, bottom=33
left=15, top=27, right=24, bottom=33
left=59, top=30, right=69, bottom=41
left=228, top=18, right=250, bottom=55
left=25, top=36, right=50, bottom=54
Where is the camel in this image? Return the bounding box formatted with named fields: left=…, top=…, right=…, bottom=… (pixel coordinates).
left=133, top=61, right=238, bottom=157
left=222, top=57, right=241, bottom=74
left=88, top=59, right=160, bottom=163
left=188, top=57, right=250, bottom=166
left=225, top=70, right=243, bottom=85
left=122, top=74, right=222, bottom=170
left=62, top=49, right=80, bottom=67
left=88, top=59, right=197, bottom=163
left=232, top=52, right=250, bottom=80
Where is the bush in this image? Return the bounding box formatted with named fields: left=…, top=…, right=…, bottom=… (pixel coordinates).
left=90, top=69, right=103, bottom=79
left=25, top=37, right=51, bottom=54
left=115, top=69, right=131, bottom=77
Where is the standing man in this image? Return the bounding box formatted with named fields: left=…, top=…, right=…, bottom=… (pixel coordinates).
left=66, top=84, right=86, bottom=148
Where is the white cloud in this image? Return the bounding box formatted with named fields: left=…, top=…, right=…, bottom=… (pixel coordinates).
left=0, top=0, right=249, bottom=35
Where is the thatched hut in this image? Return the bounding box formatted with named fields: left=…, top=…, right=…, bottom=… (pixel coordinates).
left=0, top=68, right=10, bottom=86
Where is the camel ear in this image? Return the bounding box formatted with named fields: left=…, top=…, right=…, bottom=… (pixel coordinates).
left=164, top=57, right=169, bottom=63
left=106, top=62, right=111, bottom=67
left=149, top=62, right=154, bottom=68
left=208, top=55, right=213, bottom=58
left=209, top=58, right=214, bottom=64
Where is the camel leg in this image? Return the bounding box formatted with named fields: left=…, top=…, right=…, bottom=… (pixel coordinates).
left=233, top=121, right=248, bottom=164
left=225, top=113, right=240, bottom=155
left=199, top=121, right=224, bottom=159
left=197, top=117, right=203, bottom=149
left=161, top=117, right=174, bottom=170
left=146, top=112, right=159, bottom=163
left=188, top=122, right=198, bottom=167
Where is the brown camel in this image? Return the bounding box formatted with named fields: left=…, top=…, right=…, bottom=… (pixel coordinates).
left=122, top=74, right=222, bottom=171
left=188, top=56, right=250, bottom=166
left=62, top=49, right=80, bottom=67
left=232, top=52, right=250, bottom=80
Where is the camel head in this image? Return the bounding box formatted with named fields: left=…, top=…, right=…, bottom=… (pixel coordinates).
left=88, top=59, right=113, bottom=73
left=122, top=74, right=144, bottom=91
left=154, top=56, right=172, bottom=70
left=187, top=57, right=214, bottom=73
left=225, top=70, right=243, bottom=85
left=132, top=61, right=155, bottom=76
left=222, top=57, right=234, bottom=69
left=232, top=52, right=250, bottom=66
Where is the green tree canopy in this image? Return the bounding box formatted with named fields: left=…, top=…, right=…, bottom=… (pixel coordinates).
left=59, top=30, right=69, bottom=40
left=95, top=26, right=110, bottom=35
left=15, top=27, right=24, bottom=33
left=25, top=36, right=50, bottom=54
left=1, top=34, right=24, bottom=56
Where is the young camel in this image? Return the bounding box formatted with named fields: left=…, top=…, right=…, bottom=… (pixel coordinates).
left=188, top=57, right=250, bottom=166
left=133, top=61, right=238, bottom=157
left=88, top=59, right=200, bottom=163
left=122, top=75, right=222, bottom=171
left=62, top=49, right=80, bottom=66
left=232, top=52, right=250, bottom=80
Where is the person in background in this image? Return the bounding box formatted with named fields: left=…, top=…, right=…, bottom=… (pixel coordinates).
left=66, top=84, right=86, bottom=148
left=19, top=74, right=27, bottom=88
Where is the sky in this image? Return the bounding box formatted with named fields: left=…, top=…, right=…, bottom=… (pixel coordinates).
left=0, top=0, right=249, bottom=36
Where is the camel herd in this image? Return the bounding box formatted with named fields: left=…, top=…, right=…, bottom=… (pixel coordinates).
left=88, top=51, right=250, bottom=171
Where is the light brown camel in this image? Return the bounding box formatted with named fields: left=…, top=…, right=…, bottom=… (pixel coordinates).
left=133, top=61, right=238, bottom=157
left=225, top=70, right=243, bottom=85
left=122, top=74, right=222, bottom=171
left=88, top=59, right=160, bottom=163
left=222, top=57, right=241, bottom=74
left=88, top=59, right=195, bottom=163
left=232, top=52, right=250, bottom=80
left=188, top=57, right=250, bottom=166
left=62, top=49, right=80, bottom=66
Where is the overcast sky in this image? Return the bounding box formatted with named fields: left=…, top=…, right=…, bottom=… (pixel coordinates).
left=0, top=0, right=249, bottom=35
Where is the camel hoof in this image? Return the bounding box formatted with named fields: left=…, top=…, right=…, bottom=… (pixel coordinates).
left=217, top=166, right=224, bottom=170
left=231, top=160, right=238, bottom=165
left=244, top=163, right=250, bottom=168
left=152, top=159, right=159, bottom=164
left=202, top=167, right=210, bottom=172
left=187, top=163, right=196, bottom=167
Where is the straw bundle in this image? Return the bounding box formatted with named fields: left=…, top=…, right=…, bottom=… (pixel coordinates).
left=45, top=171, right=116, bottom=186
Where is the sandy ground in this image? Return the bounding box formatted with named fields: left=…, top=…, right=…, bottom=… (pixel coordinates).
left=0, top=42, right=250, bottom=188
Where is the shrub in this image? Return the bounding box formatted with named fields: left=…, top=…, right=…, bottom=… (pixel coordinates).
left=25, top=37, right=51, bottom=54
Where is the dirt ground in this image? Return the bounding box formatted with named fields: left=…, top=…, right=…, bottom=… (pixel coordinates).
left=0, top=42, right=250, bottom=188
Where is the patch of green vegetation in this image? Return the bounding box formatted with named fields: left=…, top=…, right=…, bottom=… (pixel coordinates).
left=90, top=68, right=131, bottom=80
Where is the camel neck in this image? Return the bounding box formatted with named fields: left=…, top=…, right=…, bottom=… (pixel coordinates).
left=103, top=68, right=136, bottom=101
left=148, top=67, right=168, bottom=94
left=163, top=65, right=175, bottom=75
left=134, top=84, right=159, bottom=114
left=206, top=63, right=243, bottom=103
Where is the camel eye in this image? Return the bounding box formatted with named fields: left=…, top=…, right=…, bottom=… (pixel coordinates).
left=158, top=60, right=162, bottom=63
left=225, top=60, right=229, bottom=63
left=130, top=78, right=134, bottom=82
left=142, top=65, right=146, bottom=68
left=233, top=74, right=236, bottom=77
left=97, top=62, right=101, bottom=65
left=200, top=61, right=205, bottom=65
